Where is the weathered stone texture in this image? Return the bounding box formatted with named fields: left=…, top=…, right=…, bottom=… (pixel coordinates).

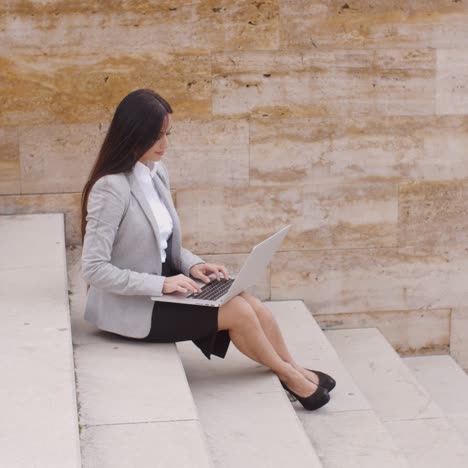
left=399, top=180, right=468, bottom=255
left=0, top=1, right=279, bottom=53
left=0, top=127, right=20, bottom=194
left=280, top=1, right=468, bottom=49
left=315, top=308, right=450, bottom=356
left=0, top=53, right=212, bottom=126
left=436, top=49, right=468, bottom=115
left=177, top=182, right=397, bottom=253
left=250, top=115, right=468, bottom=185
left=0, top=192, right=81, bottom=245
left=19, top=123, right=107, bottom=194
left=164, top=119, right=249, bottom=189
left=300, top=183, right=398, bottom=249
left=178, top=186, right=302, bottom=254
left=419, top=116, right=468, bottom=179
left=212, top=49, right=436, bottom=117
left=271, top=248, right=468, bottom=314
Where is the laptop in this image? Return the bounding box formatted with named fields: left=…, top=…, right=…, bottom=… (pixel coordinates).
left=151, top=225, right=291, bottom=307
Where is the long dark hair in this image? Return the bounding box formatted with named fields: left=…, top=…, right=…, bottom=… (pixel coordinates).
left=81, top=89, right=172, bottom=242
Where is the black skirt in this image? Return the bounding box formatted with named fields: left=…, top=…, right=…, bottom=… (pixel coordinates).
left=140, top=263, right=231, bottom=360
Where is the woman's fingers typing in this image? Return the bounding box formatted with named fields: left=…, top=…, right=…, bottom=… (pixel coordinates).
left=163, top=274, right=202, bottom=294
left=189, top=263, right=230, bottom=283
left=219, top=265, right=230, bottom=280
left=205, top=264, right=229, bottom=281
left=197, top=271, right=211, bottom=284
left=211, top=267, right=221, bottom=281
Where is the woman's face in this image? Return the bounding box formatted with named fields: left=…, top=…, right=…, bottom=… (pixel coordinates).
left=139, top=114, right=172, bottom=164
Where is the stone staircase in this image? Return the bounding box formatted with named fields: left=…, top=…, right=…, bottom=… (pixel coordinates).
left=4, top=213, right=468, bottom=468
left=0, top=214, right=80, bottom=468
left=326, top=328, right=468, bottom=468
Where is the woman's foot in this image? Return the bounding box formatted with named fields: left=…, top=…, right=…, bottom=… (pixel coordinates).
left=279, top=367, right=330, bottom=411
left=301, top=368, right=336, bottom=392
left=299, top=368, right=320, bottom=386
left=280, top=367, right=319, bottom=398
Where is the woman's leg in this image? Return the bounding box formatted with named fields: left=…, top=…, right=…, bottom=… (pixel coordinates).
left=239, top=292, right=320, bottom=385
left=218, top=296, right=318, bottom=398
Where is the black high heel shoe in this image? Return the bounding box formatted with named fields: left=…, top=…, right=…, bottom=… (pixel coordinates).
left=280, top=380, right=330, bottom=411
left=306, top=369, right=336, bottom=392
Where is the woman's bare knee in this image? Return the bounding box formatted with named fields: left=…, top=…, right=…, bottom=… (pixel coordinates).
left=240, top=292, right=262, bottom=308
left=240, top=292, right=273, bottom=322
left=218, top=296, right=257, bottom=330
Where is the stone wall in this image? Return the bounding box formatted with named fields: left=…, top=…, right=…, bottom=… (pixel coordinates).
left=1, top=1, right=468, bottom=367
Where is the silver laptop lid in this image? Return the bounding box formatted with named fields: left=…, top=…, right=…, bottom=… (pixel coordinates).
left=220, top=225, right=291, bottom=304
left=151, top=225, right=291, bottom=305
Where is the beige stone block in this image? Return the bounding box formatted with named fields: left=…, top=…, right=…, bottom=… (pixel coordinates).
left=0, top=52, right=212, bottom=126
left=436, top=49, right=468, bottom=115
left=200, top=252, right=270, bottom=301
left=417, top=116, right=468, bottom=180
left=177, top=182, right=397, bottom=254
left=371, top=49, right=436, bottom=115
left=270, top=247, right=468, bottom=314
left=250, top=116, right=335, bottom=186
left=164, top=119, right=249, bottom=189
left=300, top=183, right=398, bottom=249
left=0, top=127, right=20, bottom=194
left=0, top=193, right=81, bottom=245
left=250, top=115, right=418, bottom=186
left=399, top=180, right=468, bottom=254
left=280, top=1, right=468, bottom=49
left=177, top=186, right=301, bottom=255
left=251, top=114, right=468, bottom=186
left=432, top=13, right=468, bottom=48
left=19, top=123, right=106, bottom=194
left=315, top=308, right=450, bottom=356
left=212, top=49, right=435, bottom=117
left=0, top=1, right=279, bottom=54
left=450, top=308, right=468, bottom=372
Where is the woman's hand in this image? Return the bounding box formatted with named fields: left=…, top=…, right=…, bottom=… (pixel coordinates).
left=163, top=274, right=202, bottom=294
left=190, top=263, right=230, bottom=284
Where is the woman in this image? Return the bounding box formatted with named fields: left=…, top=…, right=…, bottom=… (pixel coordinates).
left=81, top=88, right=335, bottom=411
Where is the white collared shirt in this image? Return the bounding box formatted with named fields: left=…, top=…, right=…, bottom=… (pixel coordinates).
left=133, top=160, right=173, bottom=263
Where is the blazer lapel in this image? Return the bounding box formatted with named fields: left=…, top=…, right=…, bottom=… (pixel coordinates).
left=127, top=170, right=162, bottom=250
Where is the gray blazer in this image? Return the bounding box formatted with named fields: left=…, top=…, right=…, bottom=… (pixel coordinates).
left=81, top=162, right=204, bottom=338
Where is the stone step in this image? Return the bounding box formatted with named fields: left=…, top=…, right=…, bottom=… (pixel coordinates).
left=0, top=214, right=81, bottom=468
left=67, top=245, right=213, bottom=468
left=268, top=301, right=410, bottom=468
left=326, top=328, right=468, bottom=467
left=404, top=355, right=468, bottom=445
left=177, top=332, right=323, bottom=467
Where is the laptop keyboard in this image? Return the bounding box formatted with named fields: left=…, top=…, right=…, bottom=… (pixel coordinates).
left=187, top=278, right=235, bottom=301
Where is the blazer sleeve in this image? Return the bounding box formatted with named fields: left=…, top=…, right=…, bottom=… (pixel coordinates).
left=180, top=247, right=205, bottom=277
left=157, top=162, right=205, bottom=276
left=81, top=175, right=165, bottom=296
